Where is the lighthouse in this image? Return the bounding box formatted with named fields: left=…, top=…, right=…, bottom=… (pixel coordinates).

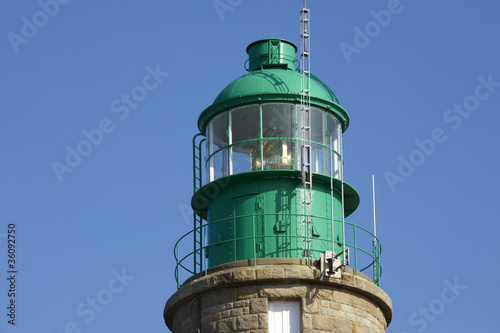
left=164, top=14, right=392, bottom=333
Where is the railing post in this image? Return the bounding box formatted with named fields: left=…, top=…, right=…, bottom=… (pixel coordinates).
left=353, top=225, right=357, bottom=275
left=372, top=239, right=377, bottom=285
left=377, top=240, right=382, bottom=285
left=204, top=223, right=208, bottom=277
left=253, top=215, right=257, bottom=266
left=176, top=243, right=180, bottom=289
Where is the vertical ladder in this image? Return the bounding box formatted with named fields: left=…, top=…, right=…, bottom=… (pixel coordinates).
left=300, top=2, right=312, bottom=262
left=192, top=134, right=205, bottom=274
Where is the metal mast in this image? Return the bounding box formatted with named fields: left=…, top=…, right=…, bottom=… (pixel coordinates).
left=372, top=173, right=378, bottom=280
left=300, top=1, right=312, bottom=262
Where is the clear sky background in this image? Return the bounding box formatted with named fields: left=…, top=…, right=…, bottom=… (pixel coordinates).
left=1, top=1, right=499, bottom=332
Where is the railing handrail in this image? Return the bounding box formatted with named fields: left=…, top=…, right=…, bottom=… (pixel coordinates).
left=173, top=213, right=382, bottom=288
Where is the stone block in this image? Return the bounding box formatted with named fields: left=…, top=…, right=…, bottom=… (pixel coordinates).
left=284, top=266, right=313, bottom=280
left=250, top=298, right=268, bottom=314
left=346, top=312, right=358, bottom=323
left=233, top=299, right=249, bottom=308
left=177, top=283, right=193, bottom=302
left=191, top=276, right=211, bottom=294
left=341, top=304, right=355, bottom=314
left=333, top=289, right=355, bottom=305
left=312, top=314, right=333, bottom=331
left=302, top=313, right=312, bottom=329
left=232, top=268, right=256, bottom=282
left=259, top=285, right=307, bottom=298
left=220, top=309, right=231, bottom=319
left=333, top=318, right=352, bottom=333
left=320, top=307, right=328, bottom=316
left=230, top=308, right=244, bottom=317
left=302, top=297, right=319, bottom=314
left=258, top=313, right=268, bottom=329
left=360, top=317, right=372, bottom=329
left=330, top=302, right=341, bottom=310
left=236, top=314, right=259, bottom=330
left=237, top=285, right=259, bottom=299
left=217, top=317, right=237, bottom=332
left=352, top=322, right=372, bottom=333
left=256, top=266, right=285, bottom=280
left=320, top=300, right=330, bottom=308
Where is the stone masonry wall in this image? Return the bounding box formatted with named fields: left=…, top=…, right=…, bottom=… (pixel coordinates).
left=165, top=264, right=392, bottom=333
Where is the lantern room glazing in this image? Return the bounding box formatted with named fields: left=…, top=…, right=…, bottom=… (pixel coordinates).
left=207, top=103, right=342, bottom=182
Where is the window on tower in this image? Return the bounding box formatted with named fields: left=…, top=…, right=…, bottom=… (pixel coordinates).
left=268, top=300, right=300, bottom=333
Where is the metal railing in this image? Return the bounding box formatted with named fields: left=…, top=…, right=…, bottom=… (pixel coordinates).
left=173, top=213, right=382, bottom=289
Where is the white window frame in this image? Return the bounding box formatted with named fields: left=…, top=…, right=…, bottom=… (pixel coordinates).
left=268, top=300, right=300, bottom=333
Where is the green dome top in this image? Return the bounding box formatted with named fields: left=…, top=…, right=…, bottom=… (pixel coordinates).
left=213, top=69, right=334, bottom=105
left=198, top=39, right=349, bottom=133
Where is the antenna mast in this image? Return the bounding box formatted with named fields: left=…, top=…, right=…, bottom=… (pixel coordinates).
left=372, top=174, right=378, bottom=279
left=372, top=174, right=377, bottom=239
left=300, top=0, right=312, bottom=263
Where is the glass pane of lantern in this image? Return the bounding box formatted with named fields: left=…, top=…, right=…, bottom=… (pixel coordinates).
left=250, top=141, right=262, bottom=171
left=310, top=107, right=324, bottom=145
left=231, top=105, right=260, bottom=144
left=212, top=148, right=228, bottom=179
left=327, top=113, right=341, bottom=153
left=263, top=139, right=295, bottom=170
left=262, top=103, right=294, bottom=139
left=311, top=143, right=326, bottom=174
left=212, top=112, right=228, bottom=151
left=231, top=142, right=253, bottom=174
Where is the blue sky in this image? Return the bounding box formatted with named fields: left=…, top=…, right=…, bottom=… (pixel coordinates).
left=1, top=1, right=499, bottom=332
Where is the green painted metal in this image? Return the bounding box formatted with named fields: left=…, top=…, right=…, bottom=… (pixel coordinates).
left=192, top=171, right=359, bottom=220
left=197, top=39, right=350, bottom=134
left=173, top=218, right=383, bottom=288
left=191, top=170, right=359, bottom=268
left=246, top=38, right=298, bottom=71
left=192, top=134, right=205, bottom=274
